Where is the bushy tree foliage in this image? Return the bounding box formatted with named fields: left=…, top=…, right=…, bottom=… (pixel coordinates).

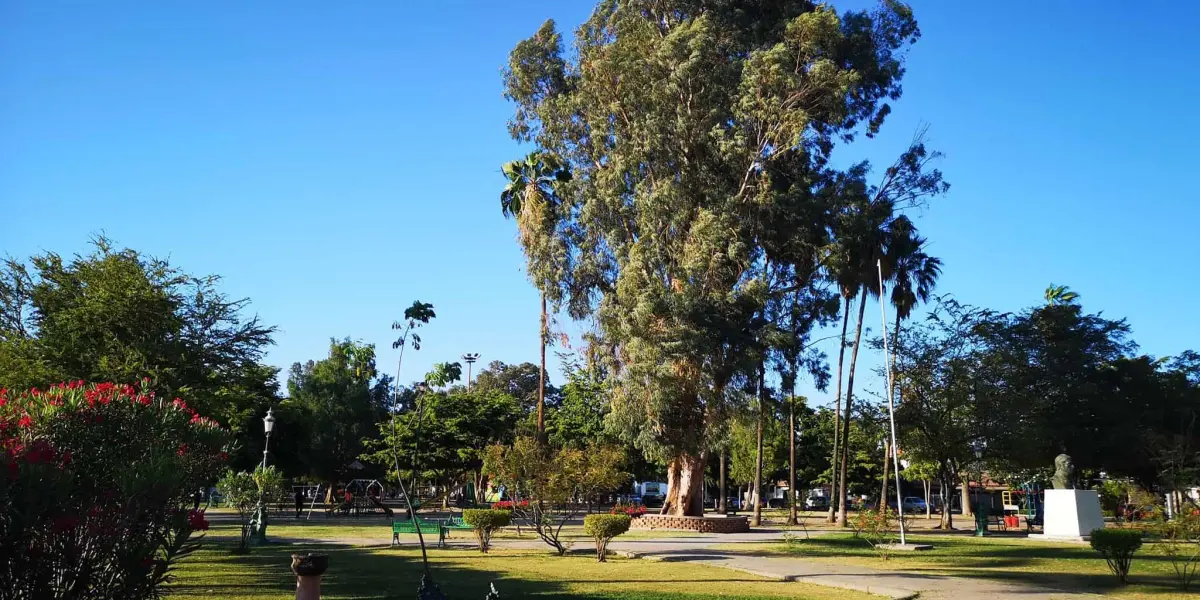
left=0, top=381, right=226, bottom=598
left=0, top=238, right=277, bottom=471
left=362, top=389, right=521, bottom=503
left=287, top=339, right=386, bottom=486
left=484, top=437, right=626, bottom=555
left=502, top=0, right=931, bottom=515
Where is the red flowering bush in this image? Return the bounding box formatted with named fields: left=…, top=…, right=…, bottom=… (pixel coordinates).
left=610, top=501, right=646, bottom=517
left=491, top=500, right=530, bottom=510
left=0, top=381, right=229, bottom=598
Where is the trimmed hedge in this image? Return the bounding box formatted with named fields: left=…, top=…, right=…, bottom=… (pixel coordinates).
left=463, top=509, right=511, bottom=553
left=584, top=514, right=632, bottom=562
left=1090, top=528, right=1143, bottom=584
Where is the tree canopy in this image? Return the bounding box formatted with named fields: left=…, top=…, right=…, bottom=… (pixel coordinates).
left=503, top=0, right=927, bottom=516
left=0, top=237, right=278, bottom=470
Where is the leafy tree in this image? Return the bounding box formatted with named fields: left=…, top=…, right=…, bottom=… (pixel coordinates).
left=729, top=412, right=785, bottom=508
left=548, top=361, right=610, bottom=448
left=0, top=238, right=278, bottom=468
left=901, top=459, right=939, bottom=520
left=503, top=0, right=926, bottom=516
left=826, top=143, right=949, bottom=526
left=976, top=287, right=1136, bottom=473
left=217, top=471, right=259, bottom=553
left=362, top=389, right=521, bottom=505
left=893, top=298, right=992, bottom=529
left=287, top=339, right=385, bottom=488
left=473, top=360, right=559, bottom=418
left=500, top=151, right=572, bottom=437
left=424, top=361, right=462, bottom=390
left=484, top=437, right=626, bottom=555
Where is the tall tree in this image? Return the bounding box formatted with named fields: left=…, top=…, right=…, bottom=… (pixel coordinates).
left=0, top=237, right=278, bottom=467
left=500, top=151, right=572, bottom=439
left=287, top=339, right=386, bottom=488
left=503, top=1, right=923, bottom=516
left=828, top=141, right=948, bottom=526
left=879, top=224, right=941, bottom=505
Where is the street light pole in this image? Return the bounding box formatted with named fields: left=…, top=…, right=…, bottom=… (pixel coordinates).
left=877, top=260, right=907, bottom=545
left=462, top=353, right=480, bottom=392
left=254, top=408, right=276, bottom=544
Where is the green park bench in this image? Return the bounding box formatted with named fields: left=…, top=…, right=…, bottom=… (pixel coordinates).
left=440, top=514, right=473, bottom=540
left=391, top=518, right=445, bottom=547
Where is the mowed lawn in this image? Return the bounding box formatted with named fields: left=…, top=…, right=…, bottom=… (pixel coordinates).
left=170, top=521, right=877, bottom=600
left=725, top=532, right=1196, bottom=600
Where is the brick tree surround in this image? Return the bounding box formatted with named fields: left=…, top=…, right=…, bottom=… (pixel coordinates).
left=629, top=514, right=749, bottom=533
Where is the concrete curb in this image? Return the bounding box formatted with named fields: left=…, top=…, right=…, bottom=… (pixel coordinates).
left=616, top=550, right=919, bottom=599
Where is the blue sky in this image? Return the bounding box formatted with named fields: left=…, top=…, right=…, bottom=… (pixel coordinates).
left=4, top=1, right=1199, bottom=406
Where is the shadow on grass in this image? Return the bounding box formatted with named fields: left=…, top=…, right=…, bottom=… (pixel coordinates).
left=170, top=542, right=804, bottom=600
left=775, top=534, right=1191, bottom=597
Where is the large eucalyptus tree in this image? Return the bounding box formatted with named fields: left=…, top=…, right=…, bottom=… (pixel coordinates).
left=503, top=0, right=924, bottom=515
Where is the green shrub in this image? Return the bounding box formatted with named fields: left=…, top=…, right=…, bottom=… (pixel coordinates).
left=1090, top=528, right=1143, bottom=584
left=1156, top=509, right=1200, bottom=590
left=463, top=509, right=511, bottom=553
left=584, top=514, right=631, bottom=562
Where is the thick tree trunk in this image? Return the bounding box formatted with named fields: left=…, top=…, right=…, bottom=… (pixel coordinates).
left=752, top=361, right=765, bottom=527
left=661, top=453, right=706, bottom=516
left=828, top=295, right=852, bottom=523
left=538, top=293, right=547, bottom=438
left=939, top=477, right=954, bottom=529
left=718, top=451, right=727, bottom=513
left=880, top=440, right=890, bottom=510
left=787, top=397, right=798, bottom=526
left=961, top=477, right=973, bottom=517
left=837, top=291, right=869, bottom=527
left=924, top=480, right=932, bottom=520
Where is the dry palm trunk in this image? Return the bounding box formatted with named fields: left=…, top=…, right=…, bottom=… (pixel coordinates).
left=537, top=293, right=546, bottom=439
left=828, top=295, right=852, bottom=523
left=837, top=291, right=869, bottom=527
left=787, top=397, right=798, bottom=526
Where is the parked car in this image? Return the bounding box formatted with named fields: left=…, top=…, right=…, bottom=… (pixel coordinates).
left=804, top=496, right=829, bottom=510
left=880, top=496, right=928, bottom=512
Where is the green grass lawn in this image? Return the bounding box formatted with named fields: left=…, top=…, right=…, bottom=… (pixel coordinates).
left=169, top=541, right=879, bottom=600
left=722, top=533, right=1196, bottom=600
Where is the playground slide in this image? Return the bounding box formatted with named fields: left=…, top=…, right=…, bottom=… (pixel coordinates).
left=369, top=495, right=394, bottom=518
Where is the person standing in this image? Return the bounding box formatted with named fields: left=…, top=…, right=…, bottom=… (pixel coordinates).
left=294, top=488, right=305, bottom=519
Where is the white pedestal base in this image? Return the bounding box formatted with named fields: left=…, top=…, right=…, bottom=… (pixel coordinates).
left=1032, top=489, right=1104, bottom=541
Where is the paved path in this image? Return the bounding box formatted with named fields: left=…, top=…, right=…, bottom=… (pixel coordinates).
left=248, top=528, right=1100, bottom=600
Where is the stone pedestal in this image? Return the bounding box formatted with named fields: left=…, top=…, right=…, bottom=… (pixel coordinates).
left=1034, top=489, right=1104, bottom=541
left=292, top=553, right=328, bottom=600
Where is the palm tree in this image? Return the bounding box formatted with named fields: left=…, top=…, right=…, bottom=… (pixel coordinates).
left=1044, top=284, right=1079, bottom=306
left=500, top=151, right=571, bottom=438
left=879, top=225, right=941, bottom=507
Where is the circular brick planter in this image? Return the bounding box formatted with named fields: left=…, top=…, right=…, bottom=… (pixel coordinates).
left=629, top=514, right=749, bottom=533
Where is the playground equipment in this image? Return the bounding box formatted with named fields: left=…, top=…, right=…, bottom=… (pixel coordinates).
left=1017, top=482, right=1044, bottom=530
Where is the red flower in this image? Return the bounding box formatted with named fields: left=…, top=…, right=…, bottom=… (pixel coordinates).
left=177, top=443, right=189, bottom=457
left=93, top=415, right=104, bottom=424
left=17, top=415, right=32, bottom=429
left=187, top=510, right=210, bottom=531
left=61, top=451, right=72, bottom=465
left=52, top=515, right=80, bottom=532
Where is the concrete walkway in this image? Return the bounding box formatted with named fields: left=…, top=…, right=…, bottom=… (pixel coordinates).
left=249, top=528, right=1100, bottom=600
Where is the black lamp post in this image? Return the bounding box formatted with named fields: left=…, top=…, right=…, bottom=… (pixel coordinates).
left=254, top=408, right=276, bottom=544
left=970, top=439, right=987, bottom=537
